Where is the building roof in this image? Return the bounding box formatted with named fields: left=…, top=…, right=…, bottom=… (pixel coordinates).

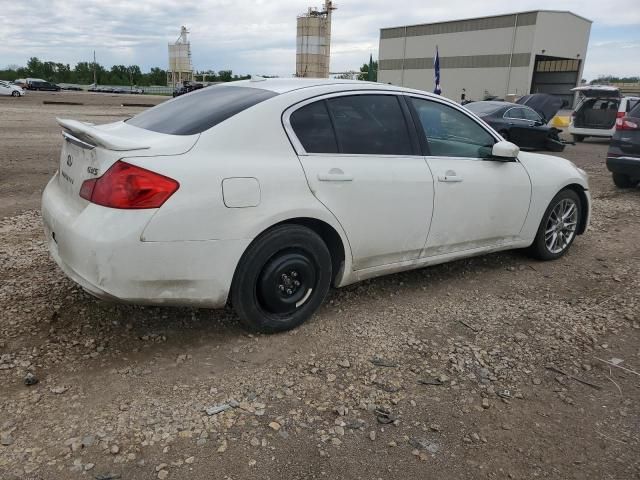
left=380, top=10, right=592, bottom=33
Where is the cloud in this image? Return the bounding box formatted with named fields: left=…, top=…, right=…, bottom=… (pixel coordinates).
left=0, top=0, right=638, bottom=80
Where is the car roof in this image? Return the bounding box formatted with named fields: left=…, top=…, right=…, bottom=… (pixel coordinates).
left=229, top=77, right=442, bottom=98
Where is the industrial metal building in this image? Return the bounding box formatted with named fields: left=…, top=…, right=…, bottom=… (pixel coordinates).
left=378, top=10, right=591, bottom=105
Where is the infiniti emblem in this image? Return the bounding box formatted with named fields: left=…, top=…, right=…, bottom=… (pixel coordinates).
left=66, top=154, right=73, bottom=166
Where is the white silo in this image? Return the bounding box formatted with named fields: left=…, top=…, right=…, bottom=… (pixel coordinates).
left=296, top=1, right=337, bottom=78
left=168, top=26, right=194, bottom=87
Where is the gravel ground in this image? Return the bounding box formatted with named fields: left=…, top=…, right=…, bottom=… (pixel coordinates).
left=1, top=92, right=639, bottom=480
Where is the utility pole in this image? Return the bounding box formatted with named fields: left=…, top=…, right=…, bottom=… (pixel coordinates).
left=93, top=51, right=97, bottom=85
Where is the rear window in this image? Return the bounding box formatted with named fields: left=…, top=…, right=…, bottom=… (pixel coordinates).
left=127, top=85, right=277, bottom=135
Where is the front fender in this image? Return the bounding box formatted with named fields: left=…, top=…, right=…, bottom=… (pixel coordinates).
left=517, top=151, right=590, bottom=241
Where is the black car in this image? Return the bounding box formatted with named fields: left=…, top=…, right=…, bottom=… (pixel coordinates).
left=465, top=94, right=565, bottom=151
left=606, top=102, right=640, bottom=188
left=27, top=80, right=61, bottom=91
left=173, top=82, right=204, bottom=97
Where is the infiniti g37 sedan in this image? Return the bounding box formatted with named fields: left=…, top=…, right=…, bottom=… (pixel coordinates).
left=42, top=79, right=590, bottom=332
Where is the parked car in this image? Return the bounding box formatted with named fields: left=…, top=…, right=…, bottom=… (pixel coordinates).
left=28, top=80, right=61, bottom=91
left=606, top=101, right=640, bottom=188
left=569, top=85, right=640, bottom=142
left=173, top=82, right=204, bottom=97
left=42, top=79, right=590, bottom=333
left=59, top=84, right=82, bottom=91
left=0, top=80, right=25, bottom=97
left=465, top=93, right=565, bottom=151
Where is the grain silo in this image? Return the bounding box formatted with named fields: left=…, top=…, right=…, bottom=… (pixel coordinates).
left=296, top=1, right=337, bottom=78
left=167, top=26, right=194, bottom=87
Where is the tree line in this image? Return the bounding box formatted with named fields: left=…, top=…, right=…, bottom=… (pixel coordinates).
left=0, top=57, right=251, bottom=86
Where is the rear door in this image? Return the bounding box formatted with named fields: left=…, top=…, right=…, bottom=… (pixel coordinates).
left=503, top=107, right=537, bottom=148
left=407, top=96, right=531, bottom=255
left=286, top=93, right=434, bottom=270
left=0, top=82, right=11, bottom=96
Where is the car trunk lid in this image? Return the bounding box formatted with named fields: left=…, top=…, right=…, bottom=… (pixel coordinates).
left=516, top=93, right=563, bottom=123
left=571, top=85, right=621, bottom=98
left=56, top=119, right=198, bottom=209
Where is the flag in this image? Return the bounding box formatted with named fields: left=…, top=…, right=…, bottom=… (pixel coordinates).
left=433, top=46, right=441, bottom=95
left=367, top=54, right=374, bottom=82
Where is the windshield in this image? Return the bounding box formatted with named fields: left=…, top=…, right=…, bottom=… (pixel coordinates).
left=126, top=85, right=277, bottom=135
left=464, top=102, right=503, bottom=116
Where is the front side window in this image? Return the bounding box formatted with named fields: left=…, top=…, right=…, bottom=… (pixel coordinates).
left=326, top=95, right=413, bottom=155
left=410, top=97, right=495, bottom=158
left=127, top=85, right=277, bottom=135
left=290, top=101, right=338, bottom=153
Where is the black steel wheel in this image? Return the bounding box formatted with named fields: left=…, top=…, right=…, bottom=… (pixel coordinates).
left=231, top=224, right=332, bottom=333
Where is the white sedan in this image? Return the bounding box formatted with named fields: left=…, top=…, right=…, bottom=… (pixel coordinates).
left=0, top=80, right=25, bottom=96
left=42, top=79, right=590, bottom=332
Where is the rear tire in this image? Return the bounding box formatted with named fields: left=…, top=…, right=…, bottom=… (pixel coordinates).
left=612, top=173, right=636, bottom=188
left=528, top=189, right=581, bottom=261
left=572, top=135, right=585, bottom=142
left=231, top=224, right=332, bottom=333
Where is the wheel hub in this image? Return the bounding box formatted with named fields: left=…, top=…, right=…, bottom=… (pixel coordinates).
left=257, top=252, right=316, bottom=314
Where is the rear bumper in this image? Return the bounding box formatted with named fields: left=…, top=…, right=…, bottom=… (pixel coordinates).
left=568, top=125, right=614, bottom=138
left=606, top=156, right=640, bottom=177
left=42, top=174, right=249, bottom=308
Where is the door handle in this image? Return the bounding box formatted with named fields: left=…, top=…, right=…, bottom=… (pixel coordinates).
left=318, top=169, right=354, bottom=182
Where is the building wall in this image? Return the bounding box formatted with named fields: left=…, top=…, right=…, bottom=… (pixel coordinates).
left=378, top=11, right=591, bottom=103
left=530, top=11, right=591, bottom=90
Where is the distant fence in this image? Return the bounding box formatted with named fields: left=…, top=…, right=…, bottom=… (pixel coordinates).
left=59, top=84, right=174, bottom=95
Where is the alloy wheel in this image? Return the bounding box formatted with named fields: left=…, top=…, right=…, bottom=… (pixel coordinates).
left=544, top=198, right=578, bottom=254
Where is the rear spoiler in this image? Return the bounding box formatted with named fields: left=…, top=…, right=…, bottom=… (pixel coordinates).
left=57, top=118, right=150, bottom=151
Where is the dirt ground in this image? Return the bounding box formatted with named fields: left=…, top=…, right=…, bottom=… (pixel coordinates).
left=1, top=91, right=639, bottom=480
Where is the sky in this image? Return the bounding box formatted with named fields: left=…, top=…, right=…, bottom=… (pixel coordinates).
left=0, top=0, right=638, bottom=80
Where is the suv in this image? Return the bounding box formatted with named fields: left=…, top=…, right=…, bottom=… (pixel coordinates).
left=569, top=86, right=639, bottom=142
left=27, top=80, right=61, bottom=91
left=606, top=102, right=640, bottom=188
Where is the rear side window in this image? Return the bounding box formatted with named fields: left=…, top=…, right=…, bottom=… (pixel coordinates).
left=504, top=107, right=527, bottom=120
left=522, top=108, right=542, bottom=122
left=290, top=101, right=338, bottom=153
left=127, top=85, right=277, bottom=135
left=327, top=95, right=413, bottom=155
left=630, top=102, right=640, bottom=118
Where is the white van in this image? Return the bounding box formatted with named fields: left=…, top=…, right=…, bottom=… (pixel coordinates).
left=569, top=86, right=640, bottom=142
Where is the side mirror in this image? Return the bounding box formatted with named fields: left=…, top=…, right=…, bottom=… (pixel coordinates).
left=491, top=140, right=519, bottom=160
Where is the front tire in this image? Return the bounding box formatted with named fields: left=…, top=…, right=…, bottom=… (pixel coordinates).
left=572, top=134, right=585, bottom=143
left=612, top=173, right=636, bottom=188
left=231, top=224, right=332, bottom=333
left=528, top=189, right=581, bottom=260
left=11, top=91, right=19, bottom=97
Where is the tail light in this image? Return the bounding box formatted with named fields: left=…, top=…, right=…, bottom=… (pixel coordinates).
left=615, top=116, right=640, bottom=131
left=80, top=161, right=179, bottom=209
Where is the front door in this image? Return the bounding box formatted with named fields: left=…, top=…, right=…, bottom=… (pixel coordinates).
left=288, top=93, right=434, bottom=270
left=408, top=96, right=532, bottom=256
